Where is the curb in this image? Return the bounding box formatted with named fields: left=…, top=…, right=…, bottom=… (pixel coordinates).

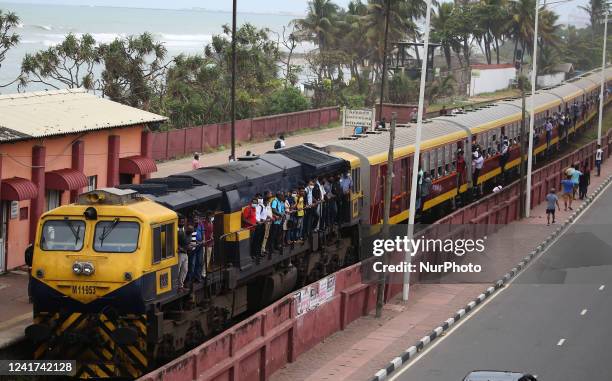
left=369, top=174, right=612, bottom=381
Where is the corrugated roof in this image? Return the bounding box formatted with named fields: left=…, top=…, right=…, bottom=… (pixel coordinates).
left=0, top=88, right=167, bottom=142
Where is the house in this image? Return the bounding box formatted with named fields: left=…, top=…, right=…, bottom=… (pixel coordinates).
left=0, top=89, right=167, bottom=271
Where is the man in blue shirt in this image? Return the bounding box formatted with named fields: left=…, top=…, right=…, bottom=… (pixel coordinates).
left=561, top=174, right=574, bottom=211
left=545, top=188, right=560, bottom=225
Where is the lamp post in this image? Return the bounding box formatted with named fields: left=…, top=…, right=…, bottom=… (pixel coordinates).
left=525, top=0, right=541, bottom=219
left=598, top=9, right=609, bottom=145
left=378, top=0, right=392, bottom=125
left=230, top=0, right=237, bottom=160
left=404, top=0, right=433, bottom=302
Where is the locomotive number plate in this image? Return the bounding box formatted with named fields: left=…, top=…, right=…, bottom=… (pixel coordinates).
left=71, top=284, right=96, bottom=295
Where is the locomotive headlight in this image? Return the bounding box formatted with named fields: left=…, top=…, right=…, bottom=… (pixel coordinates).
left=82, top=262, right=95, bottom=276
left=72, top=262, right=83, bottom=275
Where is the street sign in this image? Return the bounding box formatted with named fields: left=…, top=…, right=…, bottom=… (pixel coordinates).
left=343, top=108, right=375, bottom=137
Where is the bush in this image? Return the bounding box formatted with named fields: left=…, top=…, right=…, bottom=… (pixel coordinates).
left=263, top=86, right=310, bottom=115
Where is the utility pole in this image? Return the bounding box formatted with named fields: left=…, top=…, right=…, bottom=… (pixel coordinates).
left=405, top=0, right=433, bottom=302
left=518, top=54, right=527, bottom=219
left=376, top=112, right=396, bottom=318
left=598, top=9, right=609, bottom=145
left=230, top=0, right=237, bottom=160
left=378, top=0, right=391, bottom=124
left=525, top=0, right=541, bottom=218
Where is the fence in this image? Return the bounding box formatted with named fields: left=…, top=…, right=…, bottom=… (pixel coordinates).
left=140, top=125, right=612, bottom=381
left=151, top=107, right=340, bottom=161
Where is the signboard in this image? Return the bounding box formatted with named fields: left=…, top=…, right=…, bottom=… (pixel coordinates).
left=294, top=274, right=336, bottom=317
left=344, top=109, right=374, bottom=128
left=10, top=201, right=18, bottom=220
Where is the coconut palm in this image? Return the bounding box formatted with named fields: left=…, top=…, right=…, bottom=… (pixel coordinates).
left=431, top=3, right=461, bottom=68
left=294, top=0, right=339, bottom=51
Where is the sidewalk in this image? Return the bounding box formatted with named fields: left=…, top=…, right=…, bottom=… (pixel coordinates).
left=154, top=125, right=344, bottom=177
left=271, top=161, right=612, bottom=381
left=0, top=270, right=31, bottom=349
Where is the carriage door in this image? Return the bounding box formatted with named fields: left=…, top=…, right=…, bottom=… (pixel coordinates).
left=0, top=202, right=8, bottom=273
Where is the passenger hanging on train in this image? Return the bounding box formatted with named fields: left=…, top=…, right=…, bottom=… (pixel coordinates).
left=177, top=217, right=190, bottom=292
left=192, top=213, right=206, bottom=281
left=295, top=188, right=305, bottom=242
left=242, top=198, right=258, bottom=257
left=202, top=211, right=215, bottom=273
left=312, top=179, right=323, bottom=232
left=339, top=171, right=352, bottom=223
left=283, top=191, right=295, bottom=245
left=545, top=118, right=553, bottom=156
left=270, top=192, right=286, bottom=252
left=416, top=166, right=424, bottom=213
left=261, top=191, right=274, bottom=255
left=253, top=193, right=266, bottom=258
left=317, top=176, right=327, bottom=232
left=472, top=147, right=484, bottom=196
left=499, top=137, right=509, bottom=180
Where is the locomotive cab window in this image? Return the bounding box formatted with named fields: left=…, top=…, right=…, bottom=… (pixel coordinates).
left=152, top=223, right=175, bottom=263
left=93, top=220, right=140, bottom=253
left=40, top=219, right=85, bottom=251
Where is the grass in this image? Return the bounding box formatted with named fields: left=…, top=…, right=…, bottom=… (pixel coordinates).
left=428, top=88, right=521, bottom=113
left=568, top=109, right=612, bottom=150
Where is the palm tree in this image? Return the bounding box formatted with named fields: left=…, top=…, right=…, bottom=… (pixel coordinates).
left=293, top=0, right=339, bottom=51
left=507, top=0, right=536, bottom=64
left=361, top=0, right=421, bottom=81
left=579, top=0, right=607, bottom=35
left=431, top=3, right=460, bottom=68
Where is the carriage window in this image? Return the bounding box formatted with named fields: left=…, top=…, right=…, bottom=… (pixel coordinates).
left=41, top=219, right=85, bottom=251
left=152, top=223, right=175, bottom=263
left=94, top=220, right=140, bottom=253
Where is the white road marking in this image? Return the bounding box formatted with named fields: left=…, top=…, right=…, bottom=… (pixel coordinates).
left=386, top=179, right=612, bottom=381
left=557, top=339, right=566, bottom=346
left=600, top=285, right=606, bottom=291
left=581, top=309, right=588, bottom=316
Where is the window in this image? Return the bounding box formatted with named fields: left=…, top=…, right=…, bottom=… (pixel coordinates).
left=87, top=176, right=97, bottom=192
left=93, top=220, right=140, bottom=253
left=41, top=219, right=85, bottom=251
left=46, top=190, right=60, bottom=212
left=152, top=223, right=175, bottom=263
left=351, top=168, right=361, bottom=193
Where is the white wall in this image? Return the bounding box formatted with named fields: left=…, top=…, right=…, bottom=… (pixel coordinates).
left=537, top=72, right=566, bottom=88
left=469, top=67, right=516, bottom=96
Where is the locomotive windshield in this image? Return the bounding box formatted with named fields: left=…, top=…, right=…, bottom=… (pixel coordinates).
left=93, top=220, right=140, bottom=253
left=40, top=219, right=85, bottom=251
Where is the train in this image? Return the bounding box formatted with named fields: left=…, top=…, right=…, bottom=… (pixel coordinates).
left=24, top=67, right=612, bottom=378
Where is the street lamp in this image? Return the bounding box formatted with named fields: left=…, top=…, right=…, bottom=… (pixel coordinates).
left=404, top=0, right=433, bottom=301
left=598, top=8, right=609, bottom=145
left=525, top=0, right=542, bottom=219
left=378, top=0, right=392, bottom=124
left=231, top=0, right=237, bottom=160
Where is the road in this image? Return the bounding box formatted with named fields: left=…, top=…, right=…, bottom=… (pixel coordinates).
left=392, top=182, right=612, bottom=381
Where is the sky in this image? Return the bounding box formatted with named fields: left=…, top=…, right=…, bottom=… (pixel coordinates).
left=7, top=0, right=592, bottom=26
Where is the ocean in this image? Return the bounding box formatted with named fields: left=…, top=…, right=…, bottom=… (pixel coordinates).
left=0, top=2, right=303, bottom=94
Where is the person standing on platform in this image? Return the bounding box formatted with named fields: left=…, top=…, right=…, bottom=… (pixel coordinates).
left=561, top=175, right=574, bottom=211
left=570, top=163, right=582, bottom=200
left=579, top=161, right=591, bottom=200
left=596, top=144, right=604, bottom=176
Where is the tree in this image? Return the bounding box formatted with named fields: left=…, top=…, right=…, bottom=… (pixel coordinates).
left=20, top=33, right=99, bottom=90
left=294, top=0, right=339, bottom=51
left=579, top=0, right=607, bottom=35
left=508, top=0, right=536, bottom=64
left=0, top=10, right=20, bottom=87
left=263, top=85, right=310, bottom=115
left=99, top=32, right=169, bottom=109
left=431, top=3, right=460, bottom=68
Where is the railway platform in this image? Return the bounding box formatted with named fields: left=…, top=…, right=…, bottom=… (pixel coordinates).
left=270, top=158, right=612, bottom=381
